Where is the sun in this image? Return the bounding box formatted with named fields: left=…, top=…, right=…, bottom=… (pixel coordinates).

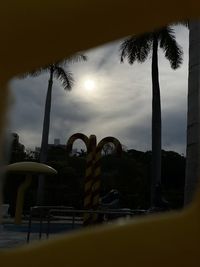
left=76, top=76, right=99, bottom=99
left=84, top=79, right=95, bottom=91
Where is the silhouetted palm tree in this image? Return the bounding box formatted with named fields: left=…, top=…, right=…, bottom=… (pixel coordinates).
left=120, top=26, right=183, bottom=207
left=28, top=53, right=87, bottom=203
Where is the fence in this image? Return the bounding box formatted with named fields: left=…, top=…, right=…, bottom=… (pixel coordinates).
left=27, top=206, right=146, bottom=243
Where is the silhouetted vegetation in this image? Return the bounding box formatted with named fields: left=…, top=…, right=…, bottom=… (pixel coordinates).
left=3, top=134, right=185, bottom=216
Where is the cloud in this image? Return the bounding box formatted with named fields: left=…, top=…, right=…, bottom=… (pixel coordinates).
left=8, top=26, right=189, bottom=155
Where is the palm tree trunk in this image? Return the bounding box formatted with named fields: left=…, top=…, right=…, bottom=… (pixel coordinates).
left=36, top=67, right=54, bottom=205
left=185, top=21, right=200, bottom=205
left=151, top=35, right=162, bottom=207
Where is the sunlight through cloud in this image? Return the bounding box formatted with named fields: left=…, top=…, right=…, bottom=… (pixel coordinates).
left=84, top=79, right=95, bottom=91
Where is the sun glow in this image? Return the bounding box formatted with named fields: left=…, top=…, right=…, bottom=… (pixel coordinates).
left=74, top=75, right=102, bottom=100
left=84, top=79, right=95, bottom=91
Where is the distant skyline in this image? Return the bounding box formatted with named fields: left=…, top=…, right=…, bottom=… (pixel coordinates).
left=8, top=26, right=188, bottom=155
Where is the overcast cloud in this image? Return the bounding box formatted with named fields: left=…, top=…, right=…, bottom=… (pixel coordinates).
left=8, top=26, right=189, bottom=155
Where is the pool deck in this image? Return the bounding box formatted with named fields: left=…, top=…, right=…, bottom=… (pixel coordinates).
left=0, top=218, right=81, bottom=249
left=0, top=227, right=39, bottom=249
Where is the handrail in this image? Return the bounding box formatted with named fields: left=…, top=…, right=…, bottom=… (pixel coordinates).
left=27, top=206, right=141, bottom=242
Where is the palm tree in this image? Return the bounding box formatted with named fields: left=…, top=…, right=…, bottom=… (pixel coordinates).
left=28, top=54, right=87, bottom=204
left=120, top=26, right=183, bottom=207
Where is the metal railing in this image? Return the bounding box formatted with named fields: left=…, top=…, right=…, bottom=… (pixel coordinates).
left=26, top=206, right=146, bottom=243
left=27, top=206, right=74, bottom=243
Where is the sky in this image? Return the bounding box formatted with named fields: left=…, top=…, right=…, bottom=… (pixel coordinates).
left=8, top=26, right=189, bottom=155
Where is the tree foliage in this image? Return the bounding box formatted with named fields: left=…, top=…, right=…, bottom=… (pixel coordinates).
left=3, top=134, right=185, bottom=214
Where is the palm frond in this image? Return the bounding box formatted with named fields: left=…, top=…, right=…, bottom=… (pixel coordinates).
left=120, top=37, right=131, bottom=63
left=172, top=20, right=189, bottom=28
left=159, top=27, right=183, bottom=69
left=19, top=65, right=50, bottom=79
left=54, top=66, right=74, bottom=90
left=29, top=67, right=50, bottom=77
left=57, top=53, right=87, bottom=66
left=67, top=53, right=87, bottom=63
left=120, top=33, right=152, bottom=64
left=20, top=53, right=86, bottom=79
